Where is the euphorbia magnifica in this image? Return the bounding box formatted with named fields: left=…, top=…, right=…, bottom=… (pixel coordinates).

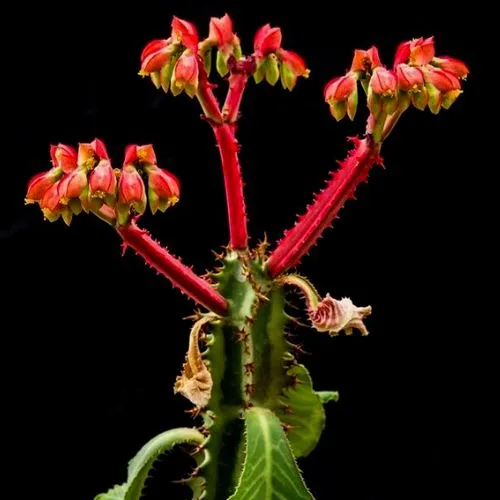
left=25, top=13, right=468, bottom=500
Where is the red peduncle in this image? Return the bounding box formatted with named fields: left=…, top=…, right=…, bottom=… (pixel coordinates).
left=117, top=221, right=227, bottom=315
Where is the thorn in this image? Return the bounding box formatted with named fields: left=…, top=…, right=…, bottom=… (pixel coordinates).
left=245, top=316, right=255, bottom=325
left=281, top=404, right=293, bottom=415
left=244, top=362, right=256, bottom=374
left=235, top=328, right=249, bottom=342
left=211, top=249, right=224, bottom=261
left=190, top=444, right=206, bottom=456
left=245, top=383, right=255, bottom=396
left=185, top=407, right=202, bottom=418
left=282, top=422, right=296, bottom=433
left=285, top=374, right=303, bottom=389
left=291, top=343, right=311, bottom=356
left=120, top=242, right=129, bottom=256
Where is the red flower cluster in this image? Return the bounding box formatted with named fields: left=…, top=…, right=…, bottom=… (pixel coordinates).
left=139, top=14, right=310, bottom=97
left=324, top=36, right=469, bottom=121
left=25, top=140, right=180, bottom=226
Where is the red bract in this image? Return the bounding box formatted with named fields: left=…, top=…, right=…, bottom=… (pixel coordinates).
left=396, top=64, right=424, bottom=91
left=324, top=73, right=358, bottom=121
left=89, top=159, right=117, bottom=204
left=146, top=166, right=180, bottom=214
left=277, top=49, right=309, bottom=90
left=424, top=66, right=461, bottom=92
left=254, top=24, right=282, bottom=57
left=351, top=47, right=381, bottom=73
left=25, top=168, right=62, bottom=204
left=59, top=167, right=88, bottom=201
left=394, top=36, right=435, bottom=67
left=117, top=165, right=147, bottom=224
left=124, top=144, right=157, bottom=166
left=140, top=39, right=173, bottom=74
left=369, top=67, right=397, bottom=95
left=171, top=16, right=199, bottom=52
left=78, top=138, right=109, bottom=168
left=172, top=50, right=199, bottom=97
left=431, top=56, right=469, bottom=80
left=209, top=13, right=235, bottom=48
left=50, top=144, right=77, bottom=174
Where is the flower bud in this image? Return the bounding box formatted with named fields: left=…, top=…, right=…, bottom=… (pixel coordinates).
left=117, top=165, right=147, bottom=225
left=25, top=168, right=63, bottom=204
left=208, top=13, right=235, bottom=49
left=88, top=159, right=118, bottom=208
left=278, top=49, right=310, bottom=90
left=124, top=144, right=157, bottom=167
left=171, top=49, right=199, bottom=97
left=431, top=56, right=469, bottom=80
left=324, top=73, right=358, bottom=121
left=171, top=16, right=199, bottom=52
left=146, top=165, right=180, bottom=214
left=50, top=144, right=77, bottom=174
left=58, top=166, right=90, bottom=214
left=350, top=46, right=381, bottom=74
left=77, top=138, right=109, bottom=170
left=253, top=24, right=282, bottom=58
left=368, top=67, right=398, bottom=117
left=393, top=36, right=435, bottom=67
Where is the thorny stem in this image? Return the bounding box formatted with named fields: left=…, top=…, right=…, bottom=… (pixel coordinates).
left=196, top=65, right=249, bottom=250
left=222, top=56, right=255, bottom=124
left=267, top=133, right=381, bottom=277
left=222, top=72, right=248, bottom=124
left=117, top=221, right=228, bottom=315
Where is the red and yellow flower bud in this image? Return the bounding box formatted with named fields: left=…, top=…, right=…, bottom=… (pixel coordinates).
left=88, top=159, right=117, bottom=208
left=25, top=168, right=63, bottom=204
left=208, top=14, right=241, bottom=77
left=368, top=66, right=398, bottom=117
left=139, top=38, right=180, bottom=92
left=171, top=16, right=199, bottom=52
left=50, top=144, right=77, bottom=174
left=277, top=49, right=310, bottom=90
left=393, top=36, right=435, bottom=67
left=58, top=166, right=90, bottom=215
left=117, top=165, right=147, bottom=225
left=423, top=66, right=462, bottom=114
left=145, top=165, right=181, bottom=214
left=396, top=64, right=428, bottom=110
left=350, top=46, right=381, bottom=74
left=253, top=24, right=282, bottom=58
left=324, top=72, right=358, bottom=121
left=77, top=138, right=109, bottom=170
left=171, top=50, right=199, bottom=97
left=124, top=144, right=157, bottom=167
left=208, top=13, right=237, bottom=52
left=431, top=56, right=469, bottom=80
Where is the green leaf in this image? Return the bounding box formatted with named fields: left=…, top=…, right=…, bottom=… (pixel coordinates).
left=95, top=427, right=205, bottom=500
left=229, top=407, right=314, bottom=500
left=125, top=427, right=205, bottom=500
left=95, top=483, right=127, bottom=500
left=277, top=364, right=327, bottom=458
left=316, top=391, right=340, bottom=404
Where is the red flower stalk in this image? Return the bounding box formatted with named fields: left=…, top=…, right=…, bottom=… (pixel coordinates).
left=196, top=63, right=249, bottom=250
left=118, top=221, right=227, bottom=315
left=267, top=137, right=383, bottom=277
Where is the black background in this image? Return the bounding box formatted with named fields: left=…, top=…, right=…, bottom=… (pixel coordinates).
left=2, top=1, right=484, bottom=499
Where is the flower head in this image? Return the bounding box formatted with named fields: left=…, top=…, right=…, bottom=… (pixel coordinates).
left=324, top=72, right=358, bottom=121
left=50, top=144, right=77, bottom=174
left=253, top=23, right=282, bottom=58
